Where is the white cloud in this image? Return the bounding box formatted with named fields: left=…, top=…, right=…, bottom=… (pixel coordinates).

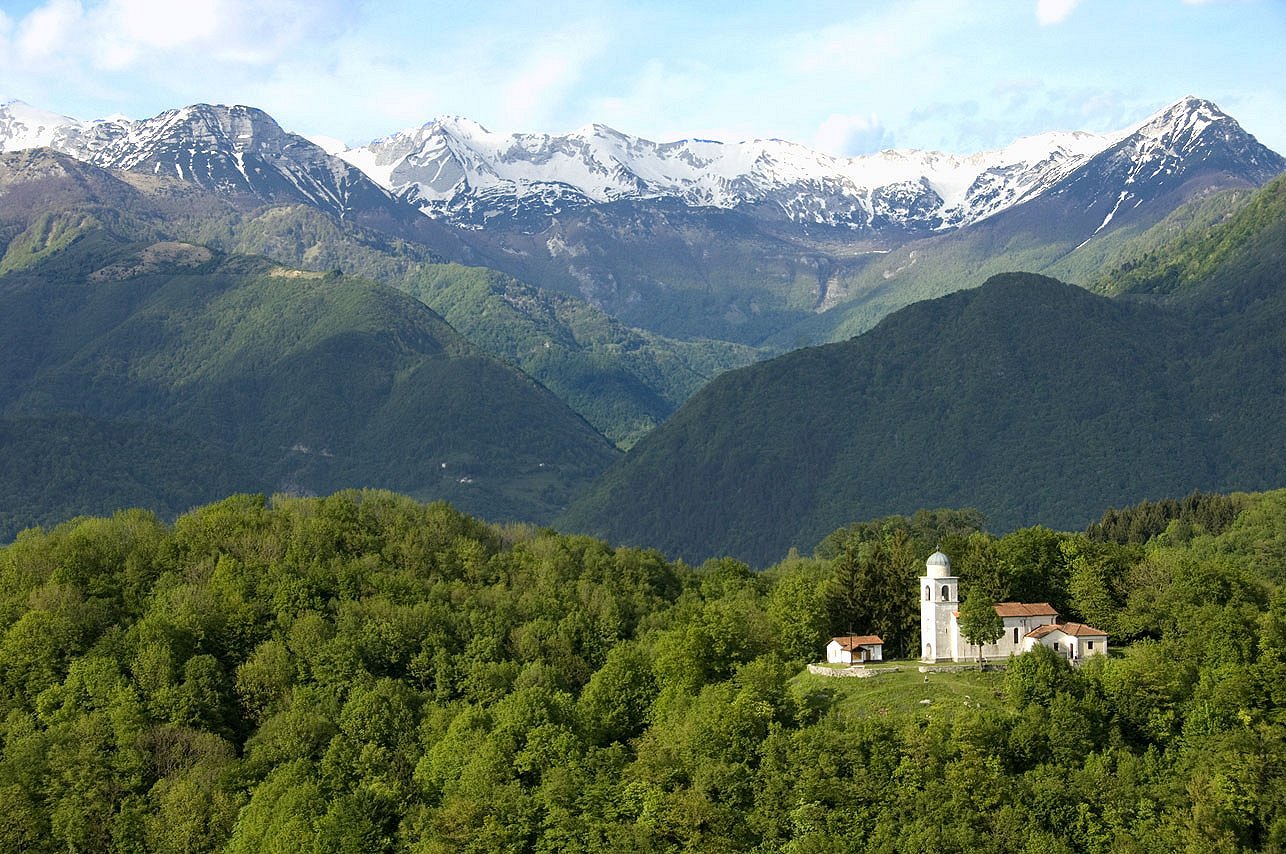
left=789, top=5, right=963, bottom=78
left=91, top=0, right=223, bottom=69
left=1036, top=0, right=1080, bottom=26
left=15, top=0, right=83, bottom=61
left=4, top=0, right=355, bottom=72
left=587, top=59, right=714, bottom=141
left=501, top=30, right=608, bottom=129
left=814, top=113, right=894, bottom=156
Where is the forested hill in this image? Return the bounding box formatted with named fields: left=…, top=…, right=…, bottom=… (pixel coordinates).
left=1093, top=172, right=1286, bottom=304
left=0, top=487, right=1284, bottom=851
left=0, top=230, right=618, bottom=537
left=561, top=263, right=1285, bottom=565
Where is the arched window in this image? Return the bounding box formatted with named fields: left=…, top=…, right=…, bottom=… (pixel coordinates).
left=925, top=643, right=932, bottom=659
left=941, top=584, right=950, bottom=601
left=924, top=585, right=931, bottom=601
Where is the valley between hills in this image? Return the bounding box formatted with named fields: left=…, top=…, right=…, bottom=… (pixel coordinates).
left=0, top=88, right=1284, bottom=852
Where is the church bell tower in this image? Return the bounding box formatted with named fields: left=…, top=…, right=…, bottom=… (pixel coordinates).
left=920, top=550, right=958, bottom=662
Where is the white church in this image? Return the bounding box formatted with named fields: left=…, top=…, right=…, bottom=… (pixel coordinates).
left=920, top=550, right=1108, bottom=663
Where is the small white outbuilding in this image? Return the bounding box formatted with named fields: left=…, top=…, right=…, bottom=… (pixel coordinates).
left=826, top=635, right=884, bottom=664
left=1023, top=622, right=1109, bottom=659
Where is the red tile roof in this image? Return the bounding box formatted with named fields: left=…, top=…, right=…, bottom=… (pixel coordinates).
left=1057, top=622, right=1107, bottom=637
left=993, top=602, right=1059, bottom=618
left=831, top=635, right=883, bottom=650
left=1026, top=622, right=1108, bottom=640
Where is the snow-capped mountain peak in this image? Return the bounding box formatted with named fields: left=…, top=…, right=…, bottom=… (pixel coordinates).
left=1, top=96, right=1277, bottom=240
left=334, top=106, right=1150, bottom=232
left=0, top=102, right=405, bottom=220
left=0, top=100, right=85, bottom=153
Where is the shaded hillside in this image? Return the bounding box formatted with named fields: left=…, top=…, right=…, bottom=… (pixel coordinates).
left=0, top=415, right=261, bottom=541
left=403, top=263, right=764, bottom=447
left=561, top=261, right=1284, bottom=565
left=0, top=232, right=618, bottom=536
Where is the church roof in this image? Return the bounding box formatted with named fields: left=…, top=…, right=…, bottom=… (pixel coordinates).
left=993, top=602, right=1059, bottom=618
left=830, top=635, right=884, bottom=650
left=1026, top=621, right=1108, bottom=639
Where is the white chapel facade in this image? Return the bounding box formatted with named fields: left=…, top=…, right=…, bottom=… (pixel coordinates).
left=919, top=550, right=1108, bottom=663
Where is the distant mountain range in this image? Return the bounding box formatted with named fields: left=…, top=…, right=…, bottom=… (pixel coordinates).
left=3, top=96, right=1280, bottom=344
left=333, top=96, right=1278, bottom=237
left=333, top=95, right=1281, bottom=342
left=336, top=115, right=1108, bottom=233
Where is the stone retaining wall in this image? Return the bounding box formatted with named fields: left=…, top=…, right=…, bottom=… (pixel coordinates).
left=806, top=664, right=900, bottom=678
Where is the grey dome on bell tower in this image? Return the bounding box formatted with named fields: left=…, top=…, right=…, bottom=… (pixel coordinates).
left=926, top=550, right=951, bottom=579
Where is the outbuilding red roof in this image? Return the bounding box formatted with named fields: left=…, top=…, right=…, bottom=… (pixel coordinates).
left=830, top=635, right=883, bottom=650
left=1055, top=622, right=1107, bottom=637
left=1026, top=621, right=1108, bottom=639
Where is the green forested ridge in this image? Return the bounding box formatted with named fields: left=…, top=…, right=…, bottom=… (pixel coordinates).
left=0, top=231, right=617, bottom=537
left=202, top=215, right=768, bottom=448
left=563, top=270, right=1286, bottom=565
left=1087, top=491, right=1250, bottom=545
left=1092, top=174, right=1286, bottom=301
left=0, top=150, right=765, bottom=449
left=1, top=487, right=1284, bottom=852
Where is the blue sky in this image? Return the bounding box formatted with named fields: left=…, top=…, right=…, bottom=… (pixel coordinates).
left=1, top=0, right=1283, bottom=155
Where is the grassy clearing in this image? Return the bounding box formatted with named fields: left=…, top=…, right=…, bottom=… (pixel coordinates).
left=793, top=662, right=1007, bottom=722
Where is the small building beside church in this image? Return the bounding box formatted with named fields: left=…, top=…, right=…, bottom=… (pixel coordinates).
left=826, top=635, right=884, bottom=664
left=919, top=550, right=1108, bottom=663
left=1024, top=622, right=1108, bottom=659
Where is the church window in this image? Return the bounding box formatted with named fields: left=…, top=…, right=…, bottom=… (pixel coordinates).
left=941, top=584, right=949, bottom=601
left=1013, top=627, right=1018, bottom=644
left=924, top=585, right=930, bottom=601
left=1087, top=641, right=1094, bottom=650
left=1053, top=642, right=1060, bottom=651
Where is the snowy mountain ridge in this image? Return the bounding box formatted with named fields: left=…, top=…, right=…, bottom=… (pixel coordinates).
left=0, top=95, right=1277, bottom=238
left=337, top=113, right=1123, bottom=231
left=0, top=101, right=400, bottom=220
left=332, top=96, right=1275, bottom=233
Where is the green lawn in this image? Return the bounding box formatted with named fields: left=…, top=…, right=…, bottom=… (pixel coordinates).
left=793, top=662, right=1007, bottom=722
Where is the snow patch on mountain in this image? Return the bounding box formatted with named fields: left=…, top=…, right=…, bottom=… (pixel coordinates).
left=0, top=101, right=400, bottom=220
left=335, top=112, right=1133, bottom=232
left=2, top=96, right=1276, bottom=238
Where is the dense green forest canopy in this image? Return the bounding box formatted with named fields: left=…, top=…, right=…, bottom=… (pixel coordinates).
left=2, top=487, right=1284, bottom=852
left=0, top=230, right=619, bottom=537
